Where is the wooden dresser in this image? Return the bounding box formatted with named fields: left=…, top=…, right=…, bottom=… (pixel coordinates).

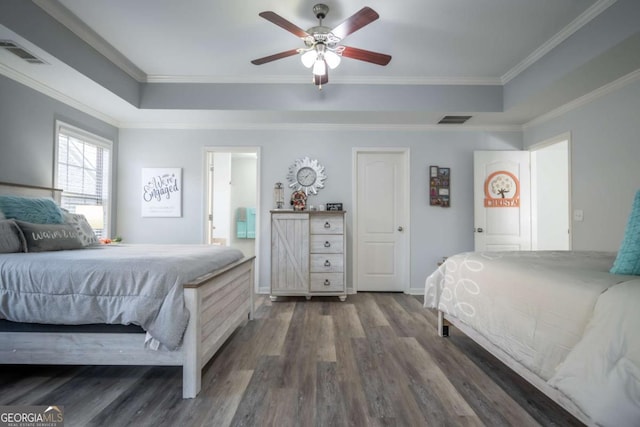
left=270, top=210, right=346, bottom=301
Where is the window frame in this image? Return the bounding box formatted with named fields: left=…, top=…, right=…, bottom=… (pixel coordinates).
left=53, top=120, right=113, bottom=238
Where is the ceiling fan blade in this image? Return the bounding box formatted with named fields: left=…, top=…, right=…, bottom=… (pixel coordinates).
left=341, top=46, right=391, bottom=66
left=251, top=49, right=300, bottom=65
left=259, top=11, right=310, bottom=38
left=331, top=7, right=379, bottom=40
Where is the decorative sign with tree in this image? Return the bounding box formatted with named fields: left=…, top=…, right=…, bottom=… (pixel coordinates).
left=429, top=166, right=450, bottom=207
left=483, top=170, right=520, bottom=208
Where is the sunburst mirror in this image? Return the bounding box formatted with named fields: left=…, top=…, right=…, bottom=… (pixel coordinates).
left=287, top=157, right=327, bottom=195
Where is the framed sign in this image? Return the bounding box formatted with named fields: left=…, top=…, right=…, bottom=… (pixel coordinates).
left=326, top=203, right=343, bottom=211
left=141, top=168, right=182, bottom=217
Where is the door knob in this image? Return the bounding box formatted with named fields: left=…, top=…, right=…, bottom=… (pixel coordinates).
left=475, top=227, right=483, bottom=233
left=397, top=226, right=403, bottom=232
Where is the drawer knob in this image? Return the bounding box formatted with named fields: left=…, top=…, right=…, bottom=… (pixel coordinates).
left=324, top=260, right=331, bottom=267
left=324, top=241, right=331, bottom=248
left=324, top=221, right=331, bottom=228
left=324, top=279, right=331, bottom=286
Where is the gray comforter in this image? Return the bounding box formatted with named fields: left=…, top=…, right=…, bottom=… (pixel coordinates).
left=0, top=244, right=244, bottom=350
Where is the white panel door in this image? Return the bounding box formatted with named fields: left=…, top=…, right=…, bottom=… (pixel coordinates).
left=355, top=151, right=408, bottom=291
left=474, top=151, right=531, bottom=251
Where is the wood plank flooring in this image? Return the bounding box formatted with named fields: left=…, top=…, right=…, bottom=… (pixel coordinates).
left=0, top=293, right=584, bottom=427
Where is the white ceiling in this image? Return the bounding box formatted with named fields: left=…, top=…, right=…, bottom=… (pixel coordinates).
left=1, top=0, right=622, bottom=128
left=54, top=0, right=598, bottom=83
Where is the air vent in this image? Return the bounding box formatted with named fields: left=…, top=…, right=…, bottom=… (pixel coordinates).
left=438, top=115, right=472, bottom=124
left=0, top=40, right=47, bottom=64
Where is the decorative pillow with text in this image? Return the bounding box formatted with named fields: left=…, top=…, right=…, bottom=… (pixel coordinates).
left=15, top=220, right=84, bottom=252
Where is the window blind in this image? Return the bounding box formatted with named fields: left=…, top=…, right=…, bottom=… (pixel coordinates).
left=55, top=122, right=112, bottom=238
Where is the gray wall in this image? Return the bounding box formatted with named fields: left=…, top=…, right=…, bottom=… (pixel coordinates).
left=523, top=77, right=640, bottom=251
left=117, top=127, right=521, bottom=293
left=0, top=75, right=120, bottom=231
left=3, top=71, right=639, bottom=293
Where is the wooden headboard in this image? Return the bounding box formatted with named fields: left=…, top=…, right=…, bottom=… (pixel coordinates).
left=0, top=182, right=63, bottom=204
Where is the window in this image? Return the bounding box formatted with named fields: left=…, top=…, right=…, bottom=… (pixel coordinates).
left=54, top=121, right=112, bottom=238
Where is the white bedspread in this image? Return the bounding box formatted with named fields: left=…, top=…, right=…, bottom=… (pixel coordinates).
left=0, top=244, right=244, bottom=350
left=424, top=251, right=629, bottom=380
left=549, top=279, right=640, bottom=427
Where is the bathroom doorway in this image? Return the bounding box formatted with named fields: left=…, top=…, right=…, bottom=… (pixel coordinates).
left=204, top=147, right=260, bottom=258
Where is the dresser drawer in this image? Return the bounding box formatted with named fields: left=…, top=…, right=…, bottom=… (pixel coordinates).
left=310, top=273, right=344, bottom=292
left=310, top=254, right=344, bottom=273
left=310, top=214, right=344, bottom=235
left=310, top=235, right=344, bottom=253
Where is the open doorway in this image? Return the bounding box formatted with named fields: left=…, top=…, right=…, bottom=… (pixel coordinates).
left=530, top=133, right=571, bottom=250
left=204, top=147, right=260, bottom=258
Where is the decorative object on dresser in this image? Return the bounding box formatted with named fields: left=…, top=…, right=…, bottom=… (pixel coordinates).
left=273, top=182, right=285, bottom=209
left=290, top=190, right=308, bottom=211
left=271, top=210, right=346, bottom=301
left=325, top=202, right=342, bottom=211
left=429, top=165, right=450, bottom=207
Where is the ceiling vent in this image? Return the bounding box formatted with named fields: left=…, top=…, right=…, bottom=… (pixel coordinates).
left=0, top=40, right=47, bottom=64
left=438, top=115, right=472, bottom=124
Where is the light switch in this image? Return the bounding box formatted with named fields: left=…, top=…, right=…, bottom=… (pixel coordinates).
left=573, top=209, right=584, bottom=222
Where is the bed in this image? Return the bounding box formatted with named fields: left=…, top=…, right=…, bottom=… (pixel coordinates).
left=424, top=250, right=640, bottom=426
left=0, top=181, right=255, bottom=398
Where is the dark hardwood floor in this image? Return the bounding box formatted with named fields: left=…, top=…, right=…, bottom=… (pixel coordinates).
left=0, top=293, right=583, bottom=426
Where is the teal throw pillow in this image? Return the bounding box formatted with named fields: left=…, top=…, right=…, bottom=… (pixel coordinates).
left=610, top=190, right=640, bottom=275
left=0, top=196, right=65, bottom=224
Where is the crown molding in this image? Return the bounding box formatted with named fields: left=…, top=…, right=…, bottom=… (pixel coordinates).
left=0, top=61, right=120, bottom=126
left=32, top=0, right=146, bottom=82
left=118, top=120, right=521, bottom=132
left=501, top=0, right=617, bottom=84
left=146, top=74, right=502, bottom=86
left=523, top=68, right=640, bottom=129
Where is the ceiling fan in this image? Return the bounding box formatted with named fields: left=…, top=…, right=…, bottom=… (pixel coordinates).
left=251, top=3, right=391, bottom=88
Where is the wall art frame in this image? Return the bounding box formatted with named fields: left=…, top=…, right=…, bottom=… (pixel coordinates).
left=429, top=165, right=450, bottom=207
left=141, top=167, right=182, bottom=217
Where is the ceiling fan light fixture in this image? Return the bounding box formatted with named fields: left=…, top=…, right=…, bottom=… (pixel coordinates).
left=301, top=50, right=317, bottom=68
left=312, top=59, right=326, bottom=76
left=324, top=50, right=341, bottom=69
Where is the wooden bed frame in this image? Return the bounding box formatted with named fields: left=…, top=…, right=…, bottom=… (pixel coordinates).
left=437, top=311, right=592, bottom=425
left=0, top=181, right=255, bottom=398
